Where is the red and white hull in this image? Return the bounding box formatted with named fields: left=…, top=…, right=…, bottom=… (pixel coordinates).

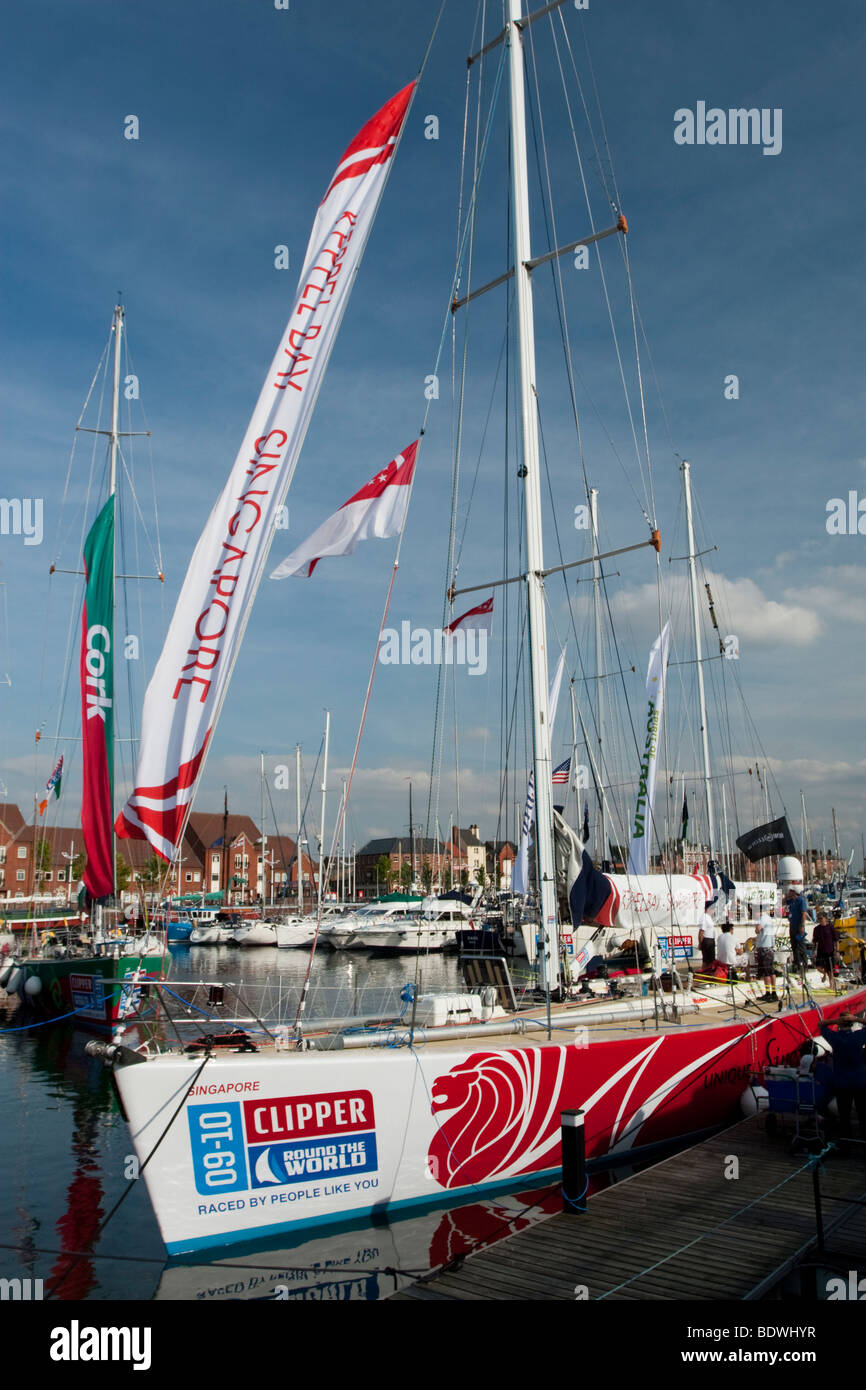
left=114, top=990, right=864, bottom=1255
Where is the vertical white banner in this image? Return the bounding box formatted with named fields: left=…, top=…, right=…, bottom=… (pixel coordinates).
left=116, top=84, right=415, bottom=859
left=627, top=622, right=670, bottom=876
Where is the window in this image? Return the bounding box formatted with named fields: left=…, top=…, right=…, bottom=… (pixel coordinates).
left=193, top=872, right=200, bottom=882
left=234, top=855, right=241, bottom=868
left=17, top=847, right=27, bottom=859
left=0, top=847, right=5, bottom=863
left=17, top=870, right=25, bottom=881
left=185, top=872, right=193, bottom=883
left=212, top=853, right=220, bottom=866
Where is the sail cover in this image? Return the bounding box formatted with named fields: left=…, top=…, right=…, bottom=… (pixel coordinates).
left=116, top=82, right=415, bottom=859
left=81, top=496, right=116, bottom=897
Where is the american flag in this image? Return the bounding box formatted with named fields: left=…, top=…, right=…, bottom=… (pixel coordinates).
left=552, top=757, right=571, bottom=785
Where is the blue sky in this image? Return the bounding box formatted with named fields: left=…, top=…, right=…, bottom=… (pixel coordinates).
left=1, top=0, right=864, bottom=866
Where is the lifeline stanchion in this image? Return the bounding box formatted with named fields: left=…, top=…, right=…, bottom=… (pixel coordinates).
left=561, top=1109, right=587, bottom=1215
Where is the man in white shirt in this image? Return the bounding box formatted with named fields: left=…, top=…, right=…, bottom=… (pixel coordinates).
left=754, top=908, right=778, bottom=1001
left=698, top=906, right=718, bottom=970
left=717, top=923, right=745, bottom=980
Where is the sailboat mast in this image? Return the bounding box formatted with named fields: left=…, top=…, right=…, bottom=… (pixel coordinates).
left=260, top=750, right=266, bottom=907
left=507, top=0, right=560, bottom=994
left=590, top=488, right=606, bottom=863
left=682, top=460, right=715, bottom=860
left=295, top=744, right=303, bottom=914
left=318, top=711, right=330, bottom=913
left=107, top=303, right=123, bottom=899
left=800, top=789, right=810, bottom=871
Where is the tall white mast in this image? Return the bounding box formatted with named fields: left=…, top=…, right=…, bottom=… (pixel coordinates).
left=317, top=710, right=330, bottom=913
left=590, top=487, right=606, bottom=863
left=295, top=743, right=303, bottom=914
left=260, top=750, right=267, bottom=906
left=682, top=460, right=715, bottom=859
left=341, top=777, right=348, bottom=905
left=107, top=303, right=124, bottom=901
left=801, top=789, right=810, bottom=875
left=507, top=0, right=560, bottom=994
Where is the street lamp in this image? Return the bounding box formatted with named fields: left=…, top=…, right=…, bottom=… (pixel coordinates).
left=61, top=839, right=75, bottom=908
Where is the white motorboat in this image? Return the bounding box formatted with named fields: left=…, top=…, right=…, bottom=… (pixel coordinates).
left=232, top=920, right=278, bottom=947
left=274, top=918, right=317, bottom=949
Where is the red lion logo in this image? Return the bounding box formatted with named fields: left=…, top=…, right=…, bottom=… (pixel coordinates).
left=428, top=1048, right=568, bottom=1189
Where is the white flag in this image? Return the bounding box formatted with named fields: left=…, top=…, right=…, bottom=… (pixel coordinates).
left=271, top=441, right=418, bottom=579
left=511, top=647, right=567, bottom=896
left=116, top=83, right=415, bottom=859
left=626, top=621, right=670, bottom=876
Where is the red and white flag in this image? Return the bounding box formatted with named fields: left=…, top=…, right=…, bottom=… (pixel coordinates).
left=271, top=441, right=418, bottom=579
left=116, top=82, right=415, bottom=860
left=444, top=596, right=494, bottom=635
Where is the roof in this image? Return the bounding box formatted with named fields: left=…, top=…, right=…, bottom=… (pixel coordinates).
left=0, top=803, right=26, bottom=839
left=185, top=812, right=262, bottom=857
left=453, top=826, right=484, bottom=848
left=359, top=837, right=447, bottom=857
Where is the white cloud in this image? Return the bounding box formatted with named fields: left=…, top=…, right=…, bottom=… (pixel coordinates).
left=606, top=569, right=822, bottom=647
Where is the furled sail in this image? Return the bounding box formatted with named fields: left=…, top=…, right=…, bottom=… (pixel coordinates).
left=80, top=495, right=116, bottom=897
left=627, top=621, right=670, bottom=875
left=116, top=82, right=415, bottom=860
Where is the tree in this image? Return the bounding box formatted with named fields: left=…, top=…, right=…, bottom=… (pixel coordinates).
left=421, top=860, right=433, bottom=893
left=399, top=861, right=413, bottom=891
left=476, top=864, right=486, bottom=892
left=34, top=839, right=52, bottom=882
left=443, top=864, right=452, bottom=890
left=460, top=868, right=470, bottom=890
left=140, top=855, right=163, bottom=890
left=71, top=852, right=86, bottom=882
left=115, top=853, right=132, bottom=894
left=376, top=854, right=393, bottom=892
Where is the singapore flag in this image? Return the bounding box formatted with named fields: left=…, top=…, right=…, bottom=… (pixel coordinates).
left=270, top=440, right=418, bottom=579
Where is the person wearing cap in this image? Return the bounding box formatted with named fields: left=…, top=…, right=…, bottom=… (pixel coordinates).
left=698, top=904, right=717, bottom=970
left=819, top=1011, right=866, bottom=1144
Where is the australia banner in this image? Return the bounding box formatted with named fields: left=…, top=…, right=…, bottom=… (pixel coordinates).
left=736, top=816, right=796, bottom=863
left=627, top=622, right=670, bottom=876
left=116, top=82, right=416, bottom=860
left=80, top=495, right=115, bottom=899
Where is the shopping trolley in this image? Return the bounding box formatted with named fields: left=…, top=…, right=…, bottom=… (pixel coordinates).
left=764, top=1066, right=827, bottom=1153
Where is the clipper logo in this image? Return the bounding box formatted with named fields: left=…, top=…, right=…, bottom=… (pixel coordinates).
left=188, top=1089, right=378, bottom=1196
left=244, top=1090, right=377, bottom=1188
left=84, top=624, right=112, bottom=721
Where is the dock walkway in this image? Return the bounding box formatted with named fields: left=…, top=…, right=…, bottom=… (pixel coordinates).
left=390, top=1116, right=866, bottom=1301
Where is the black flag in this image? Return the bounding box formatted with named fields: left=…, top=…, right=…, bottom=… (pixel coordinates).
left=735, top=816, right=796, bottom=863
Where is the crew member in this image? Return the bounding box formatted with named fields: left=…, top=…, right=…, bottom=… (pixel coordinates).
left=819, top=1011, right=866, bottom=1144
left=698, top=905, right=717, bottom=970
left=813, top=911, right=839, bottom=987
left=716, top=923, right=745, bottom=981
left=787, top=887, right=810, bottom=972
left=755, top=906, right=778, bottom=1002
